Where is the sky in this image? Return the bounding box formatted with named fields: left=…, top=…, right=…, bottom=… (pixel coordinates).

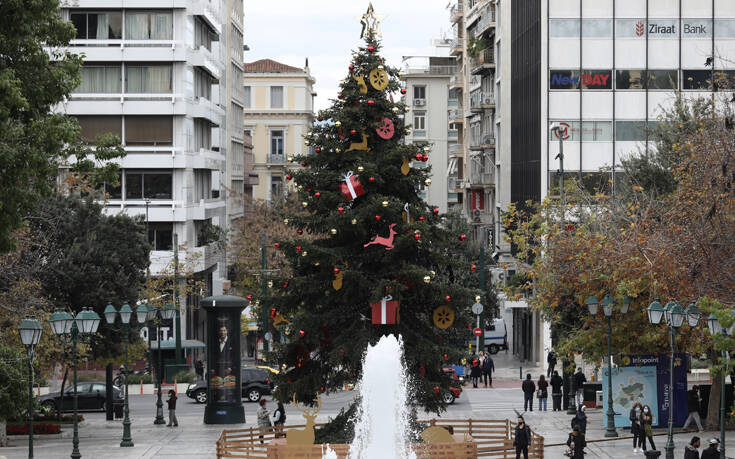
left=243, top=0, right=452, bottom=111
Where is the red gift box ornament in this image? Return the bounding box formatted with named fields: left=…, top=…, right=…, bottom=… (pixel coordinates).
left=370, top=295, right=400, bottom=325
left=339, top=171, right=365, bottom=201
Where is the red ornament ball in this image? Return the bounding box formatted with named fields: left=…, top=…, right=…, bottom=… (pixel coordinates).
left=333, top=267, right=340, bottom=274
left=315, top=192, right=321, bottom=198
left=355, top=100, right=360, bottom=106
left=418, top=216, right=425, bottom=222
left=246, top=294, right=253, bottom=301
left=368, top=176, right=375, bottom=183
left=471, top=264, right=477, bottom=272
left=301, top=161, right=306, bottom=167
left=307, top=188, right=312, bottom=193
left=459, top=234, right=467, bottom=241
left=286, top=174, right=292, bottom=181
left=299, top=330, right=305, bottom=337
left=401, top=88, right=407, bottom=94
left=422, top=154, right=429, bottom=162
left=414, top=234, right=421, bottom=240
left=350, top=129, right=357, bottom=135
left=317, top=116, right=323, bottom=122
left=315, top=147, right=321, bottom=153
left=296, top=246, right=302, bottom=252
left=337, top=93, right=343, bottom=99
left=368, top=100, right=375, bottom=106
left=432, top=208, right=439, bottom=215
left=349, top=64, right=354, bottom=71
left=433, top=386, right=440, bottom=394
left=445, top=295, right=451, bottom=302
left=375, top=215, right=382, bottom=221
left=274, top=243, right=280, bottom=249
left=270, top=307, right=277, bottom=318
left=283, top=281, right=289, bottom=288
left=415, top=153, right=422, bottom=161
left=338, top=207, right=345, bottom=214
left=297, top=229, right=303, bottom=235
left=368, top=45, right=375, bottom=52
left=444, top=353, right=449, bottom=361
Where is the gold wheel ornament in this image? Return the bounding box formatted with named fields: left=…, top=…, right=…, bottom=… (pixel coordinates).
left=369, top=68, right=389, bottom=91
left=433, top=306, right=455, bottom=329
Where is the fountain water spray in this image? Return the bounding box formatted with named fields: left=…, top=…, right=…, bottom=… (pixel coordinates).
left=348, top=334, right=416, bottom=459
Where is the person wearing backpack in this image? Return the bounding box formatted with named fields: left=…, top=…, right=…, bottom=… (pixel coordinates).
left=272, top=400, right=286, bottom=437
left=482, top=353, right=495, bottom=387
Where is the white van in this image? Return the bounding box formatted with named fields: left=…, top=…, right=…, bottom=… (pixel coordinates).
left=483, top=318, right=508, bottom=354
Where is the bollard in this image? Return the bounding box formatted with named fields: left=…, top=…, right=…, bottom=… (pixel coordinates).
left=37, top=383, right=40, bottom=396
left=520, top=366, right=523, bottom=380
left=140, top=379, right=144, bottom=395
left=174, top=378, right=178, bottom=394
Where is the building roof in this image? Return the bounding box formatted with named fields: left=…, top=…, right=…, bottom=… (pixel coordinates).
left=243, top=59, right=305, bottom=74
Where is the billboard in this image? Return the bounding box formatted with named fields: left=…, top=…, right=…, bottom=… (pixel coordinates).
left=602, top=365, right=658, bottom=428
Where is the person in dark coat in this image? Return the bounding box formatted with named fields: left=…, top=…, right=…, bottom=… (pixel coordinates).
left=629, top=402, right=644, bottom=453
left=550, top=370, right=563, bottom=411
left=640, top=404, right=656, bottom=452
left=571, top=405, right=587, bottom=434
left=195, top=359, right=204, bottom=380
left=482, top=353, right=495, bottom=387
left=470, top=357, right=481, bottom=388
left=566, top=425, right=586, bottom=458
left=572, top=367, right=586, bottom=407
left=547, top=349, right=557, bottom=377
left=521, top=373, right=536, bottom=412
left=537, top=375, right=549, bottom=411
left=684, top=436, right=701, bottom=459
left=701, top=438, right=720, bottom=459
left=683, top=385, right=704, bottom=432
left=513, top=416, right=531, bottom=459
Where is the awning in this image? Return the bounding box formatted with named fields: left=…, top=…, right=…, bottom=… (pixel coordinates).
left=504, top=300, right=529, bottom=309
left=149, top=339, right=207, bottom=350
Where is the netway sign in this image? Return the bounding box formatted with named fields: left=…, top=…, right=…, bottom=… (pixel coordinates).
left=550, top=71, right=611, bottom=89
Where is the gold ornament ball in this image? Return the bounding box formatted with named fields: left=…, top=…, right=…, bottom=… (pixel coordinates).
left=281, top=364, right=287, bottom=371
left=461, top=358, right=467, bottom=365
left=475, top=295, right=482, bottom=303
left=302, top=251, right=308, bottom=257
left=392, top=107, right=400, bottom=114
left=425, top=178, right=432, bottom=186
left=302, top=201, right=308, bottom=208
left=288, top=155, right=294, bottom=162
left=330, top=228, right=337, bottom=235
left=267, top=280, right=273, bottom=288
left=429, top=270, right=436, bottom=278
left=351, top=218, right=358, bottom=225
left=404, top=106, right=411, bottom=113
left=335, top=121, right=342, bottom=127
left=304, top=140, right=310, bottom=146
left=357, top=166, right=365, bottom=172
left=255, top=300, right=260, bottom=306
left=398, top=72, right=404, bottom=78
left=382, top=201, right=389, bottom=207
left=283, top=218, right=289, bottom=225
left=314, top=261, right=320, bottom=266
left=335, top=148, right=342, bottom=153
left=414, top=229, right=420, bottom=234
left=423, top=275, right=431, bottom=283
left=423, top=146, right=430, bottom=153
left=378, top=65, right=385, bottom=70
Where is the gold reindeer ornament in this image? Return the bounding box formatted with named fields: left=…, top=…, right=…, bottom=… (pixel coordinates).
left=285, top=394, right=322, bottom=446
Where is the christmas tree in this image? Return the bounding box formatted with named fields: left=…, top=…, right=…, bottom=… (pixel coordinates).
left=267, top=7, right=478, bottom=416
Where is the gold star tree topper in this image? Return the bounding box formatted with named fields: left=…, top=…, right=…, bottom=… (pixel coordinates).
left=357, top=3, right=385, bottom=38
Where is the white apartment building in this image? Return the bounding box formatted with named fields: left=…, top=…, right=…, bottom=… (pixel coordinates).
left=57, top=0, right=244, bottom=351
left=402, top=50, right=455, bottom=214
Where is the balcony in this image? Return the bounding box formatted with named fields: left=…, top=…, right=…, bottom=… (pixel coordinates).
left=447, top=175, right=464, bottom=192
left=450, top=1, right=464, bottom=22
left=470, top=169, right=494, bottom=186
left=449, top=108, right=464, bottom=123
left=405, top=63, right=456, bottom=76
left=470, top=134, right=495, bottom=150
left=65, top=39, right=187, bottom=62
left=470, top=91, right=495, bottom=112
left=449, top=72, right=464, bottom=90
left=475, top=7, right=496, bottom=36
left=449, top=143, right=464, bottom=157
left=450, top=38, right=463, bottom=56
left=267, top=154, right=286, bottom=164
left=470, top=49, right=495, bottom=74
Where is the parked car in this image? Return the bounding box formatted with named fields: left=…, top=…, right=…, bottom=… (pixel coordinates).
left=441, top=368, right=463, bottom=404
left=40, top=382, right=123, bottom=412
left=186, top=367, right=274, bottom=404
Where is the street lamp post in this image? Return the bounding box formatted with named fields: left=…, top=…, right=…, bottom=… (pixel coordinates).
left=586, top=293, right=629, bottom=437
left=143, top=304, right=176, bottom=425
left=19, top=316, right=43, bottom=459
left=707, top=310, right=731, bottom=459
left=103, top=303, right=149, bottom=446
left=49, top=308, right=101, bottom=459
left=647, top=299, right=701, bottom=459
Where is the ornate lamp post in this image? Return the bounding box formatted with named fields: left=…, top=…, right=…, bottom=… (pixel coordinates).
left=586, top=293, right=629, bottom=438
left=19, top=316, right=43, bottom=459
left=143, top=304, right=176, bottom=425
left=103, top=303, right=149, bottom=446
left=49, top=307, right=101, bottom=459
left=647, top=299, right=701, bottom=459
left=707, top=309, right=730, bottom=459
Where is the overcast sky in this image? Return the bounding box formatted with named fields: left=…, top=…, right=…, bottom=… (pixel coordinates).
left=243, top=0, right=451, bottom=111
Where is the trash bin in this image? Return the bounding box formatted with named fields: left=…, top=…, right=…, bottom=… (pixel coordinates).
left=644, top=450, right=661, bottom=458
left=113, top=401, right=123, bottom=419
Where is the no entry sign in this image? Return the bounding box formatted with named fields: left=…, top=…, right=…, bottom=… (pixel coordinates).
left=473, top=327, right=483, bottom=337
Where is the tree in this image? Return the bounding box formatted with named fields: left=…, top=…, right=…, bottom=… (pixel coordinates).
left=263, top=29, right=477, bottom=422
left=0, top=0, right=125, bottom=253
left=0, top=344, right=29, bottom=446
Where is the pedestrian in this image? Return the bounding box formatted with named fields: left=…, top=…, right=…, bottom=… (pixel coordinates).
left=536, top=375, right=549, bottom=411
left=470, top=356, right=482, bottom=388
left=256, top=398, right=272, bottom=443
left=272, top=400, right=286, bottom=438
left=166, top=389, right=178, bottom=427
left=701, top=438, right=720, bottom=459
left=571, top=404, right=587, bottom=434
left=483, top=353, right=495, bottom=387
left=629, top=401, right=644, bottom=453
left=683, top=385, right=704, bottom=432
left=547, top=349, right=557, bottom=378
left=572, top=367, right=586, bottom=407
left=550, top=370, right=563, bottom=411
left=640, top=404, right=656, bottom=452
left=685, top=436, right=701, bottom=459
left=195, top=358, right=204, bottom=381
left=522, top=373, right=536, bottom=412
left=513, top=416, right=531, bottom=459
left=565, top=425, right=586, bottom=458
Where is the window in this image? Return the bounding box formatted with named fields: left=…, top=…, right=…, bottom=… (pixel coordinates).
left=581, top=121, right=613, bottom=141
left=194, top=68, right=212, bottom=99
left=91, top=383, right=105, bottom=393
left=270, top=130, right=284, bottom=155
left=413, top=86, right=426, bottom=100
left=615, top=121, right=648, bottom=141
left=194, top=17, right=213, bottom=50
left=125, top=11, right=173, bottom=40
left=715, top=19, right=735, bottom=38
left=125, top=170, right=172, bottom=199
left=75, top=116, right=122, bottom=143
left=75, top=65, right=121, bottom=93
left=582, top=19, right=612, bottom=38
left=270, top=86, right=283, bottom=108
left=270, top=176, right=282, bottom=200
left=104, top=172, right=122, bottom=199
left=244, top=86, right=251, bottom=108
left=549, top=121, right=581, bottom=141
left=647, top=70, right=677, bottom=90
left=126, top=64, right=172, bottom=93
left=125, top=116, right=173, bottom=145
left=616, top=70, right=646, bottom=89
left=194, top=119, right=212, bottom=150
left=148, top=223, right=173, bottom=250
left=549, top=70, right=580, bottom=89
left=70, top=12, right=122, bottom=39
left=413, top=111, right=426, bottom=131
left=194, top=170, right=211, bottom=200
left=550, top=19, right=580, bottom=38
left=550, top=70, right=611, bottom=90
left=65, top=383, right=91, bottom=394
left=550, top=19, right=612, bottom=38
left=682, top=70, right=712, bottom=90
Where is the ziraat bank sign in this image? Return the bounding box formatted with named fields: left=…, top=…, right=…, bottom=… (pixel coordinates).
left=550, top=70, right=612, bottom=90
left=617, top=19, right=712, bottom=38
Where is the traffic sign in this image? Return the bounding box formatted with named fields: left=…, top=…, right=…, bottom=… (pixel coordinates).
left=471, top=302, right=484, bottom=315
left=473, top=327, right=483, bottom=337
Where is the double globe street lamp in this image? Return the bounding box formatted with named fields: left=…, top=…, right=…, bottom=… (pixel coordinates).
left=19, top=316, right=43, bottom=459
left=706, top=311, right=733, bottom=459
left=103, top=303, right=149, bottom=447
left=586, top=293, right=630, bottom=438
left=647, top=299, right=701, bottom=459
left=49, top=307, right=101, bottom=459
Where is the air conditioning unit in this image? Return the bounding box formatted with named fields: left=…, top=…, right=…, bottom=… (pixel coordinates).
left=483, top=97, right=493, bottom=104
left=490, top=268, right=505, bottom=286
left=472, top=209, right=481, bottom=223
left=413, top=99, right=426, bottom=106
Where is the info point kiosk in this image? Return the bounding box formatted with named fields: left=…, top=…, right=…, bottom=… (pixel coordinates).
left=202, top=295, right=248, bottom=424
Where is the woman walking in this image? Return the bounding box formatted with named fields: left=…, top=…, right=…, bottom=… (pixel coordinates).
left=629, top=402, right=644, bottom=453
left=470, top=356, right=482, bottom=388
left=536, top=375, right=549, bottom=411
left=571, top=405, right=587, bottom=434
left=566, top=425, right=586, bottom=458
left=640, top=404, right=656, bottom=452
left=550, top=370, right=563, bottom=411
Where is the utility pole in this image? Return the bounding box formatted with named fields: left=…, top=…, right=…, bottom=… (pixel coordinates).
left=479, top=246, right=486, bottom=348
left=260, top=232, right=269, bottom=355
